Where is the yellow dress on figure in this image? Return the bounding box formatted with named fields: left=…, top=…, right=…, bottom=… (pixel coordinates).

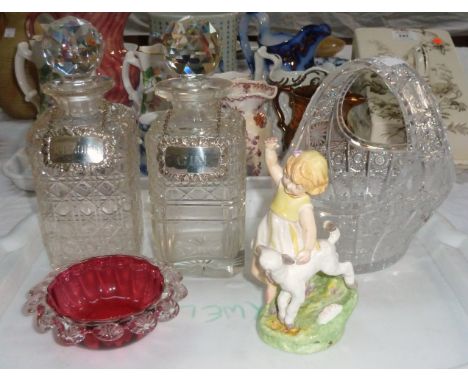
left=255, top=182, right=314, bottom=258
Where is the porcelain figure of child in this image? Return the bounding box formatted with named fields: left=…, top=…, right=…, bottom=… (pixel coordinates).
left=252, top=136, right=358, bottom=354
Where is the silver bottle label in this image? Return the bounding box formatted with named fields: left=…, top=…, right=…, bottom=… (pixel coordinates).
left=158, top=137, right=228, bottom=182
left=48, top=136, right=105, bottom=164
left=165, top=146, right=221, bottom=175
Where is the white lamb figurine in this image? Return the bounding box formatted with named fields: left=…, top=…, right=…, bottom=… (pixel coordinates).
left=258, top=222, right=355, bottom=328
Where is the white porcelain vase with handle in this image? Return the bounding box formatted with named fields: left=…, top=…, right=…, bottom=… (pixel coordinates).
left=122, top=44, right=172, bottom=175
left=122, top=43, right=172, bottom=120
left=14, top=35, right=54, bottom=113
left=223, top=80, right=278, bottom=176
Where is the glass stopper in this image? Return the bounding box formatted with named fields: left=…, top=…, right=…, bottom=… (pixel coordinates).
left=42, top=16, right=103, bottom=78
left=162, top=16, right=221, bottom=76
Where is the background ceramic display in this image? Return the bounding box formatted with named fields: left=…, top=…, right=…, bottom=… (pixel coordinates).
left=123, top=43, right=171, bottom=118
left=273, top=85, right=366, bottom=152
left=239, top=12, right=342, bottom=75
left=353, top=27, right=468, bottom=167
left=149, top=12, right=239, bottom=72
left=222, top=80, right=277, bottom=176
left=253, top=46, right=329, bottom=86
left=0, top=13, right=37, bottom=119
left=253, top=46, right=364, bottom=152
left=14, top=35, right=56, bottom=113
left=122, top=43, right=172, bottom=175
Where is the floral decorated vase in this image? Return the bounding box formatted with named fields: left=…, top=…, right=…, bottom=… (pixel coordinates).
left=223, top=80, right=277, bottom=176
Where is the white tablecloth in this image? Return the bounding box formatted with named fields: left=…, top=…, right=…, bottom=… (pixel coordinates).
left=0, top=115, right=36, bottom=237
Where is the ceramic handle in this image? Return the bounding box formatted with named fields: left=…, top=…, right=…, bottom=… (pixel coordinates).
left=272, top=89, right=305, bottom=152
left=14, top=42, right=40, bottom=110
left=253, top=48, right=266, bottom=81
left=272, top=89, right=289, bottom=133
left=122, top=51, right=142, bottom=106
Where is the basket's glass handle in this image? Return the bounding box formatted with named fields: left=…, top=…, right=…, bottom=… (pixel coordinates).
left=286, top=56, right=449, bottom=159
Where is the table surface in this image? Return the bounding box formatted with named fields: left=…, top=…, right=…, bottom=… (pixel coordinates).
left=1, top=47, right=468, bottom=368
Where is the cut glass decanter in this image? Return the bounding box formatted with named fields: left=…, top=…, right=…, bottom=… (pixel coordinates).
left=146, top=17, right=246, bottom=277
left=27, top=16, right=143, bottom=268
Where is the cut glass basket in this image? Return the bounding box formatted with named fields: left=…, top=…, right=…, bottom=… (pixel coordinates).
left=285, top=56, right=455, bottom=273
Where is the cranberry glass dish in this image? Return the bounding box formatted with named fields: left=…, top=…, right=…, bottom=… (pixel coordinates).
left=24, top=255, right=187, bottom=349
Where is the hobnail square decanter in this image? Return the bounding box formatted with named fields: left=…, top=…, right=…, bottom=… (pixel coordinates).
left=146, top=17, right=246, bottom=277
left=27, top=17, right=143, bottom=268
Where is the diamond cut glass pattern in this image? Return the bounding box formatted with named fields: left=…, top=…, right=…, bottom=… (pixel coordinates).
left=147, top=107, right=246, bottom=277
left=42, top=16, right=103, bottom=78
left=162, top=16, right=221, bottom=76
left=27, top=17, right=142, bottom=267
left=286, top=57, right=455, bottom=273
left=147, top=18, right=245, bottom=277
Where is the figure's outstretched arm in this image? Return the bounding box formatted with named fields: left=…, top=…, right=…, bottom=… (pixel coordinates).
left=297, top=205, right=317, bottom=264
left=265, top=137, right=283, bottom=186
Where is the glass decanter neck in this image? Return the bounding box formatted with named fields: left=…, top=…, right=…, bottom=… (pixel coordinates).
left=43, top=76, right=113, bottom=116
left=156, top=76, right=231, bottom=105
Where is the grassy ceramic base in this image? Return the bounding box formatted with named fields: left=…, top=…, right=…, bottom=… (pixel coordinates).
left=257, top=273, right=358, bottom=354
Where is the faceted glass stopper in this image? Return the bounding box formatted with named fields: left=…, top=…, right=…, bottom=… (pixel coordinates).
left=42, top=16, right=103, bottom=78
left=162, top=16, right=221, bottom=76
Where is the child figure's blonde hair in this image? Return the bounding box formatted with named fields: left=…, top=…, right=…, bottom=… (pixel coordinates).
left=285, top=150, right=329, bottom=196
